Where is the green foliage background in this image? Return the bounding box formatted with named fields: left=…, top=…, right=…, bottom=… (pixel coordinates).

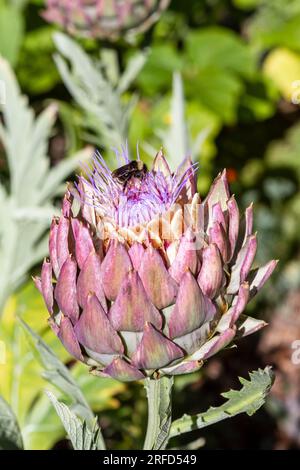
left=0, top=0, right=300, bottom=449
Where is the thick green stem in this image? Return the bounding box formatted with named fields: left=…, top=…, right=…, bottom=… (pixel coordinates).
left=143, top=376, right=173, bottom=450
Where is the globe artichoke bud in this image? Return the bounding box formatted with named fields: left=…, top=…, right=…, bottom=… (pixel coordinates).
left=42, top=0, right=170, bottom=39
left=35, top=149, right=277, bottom=382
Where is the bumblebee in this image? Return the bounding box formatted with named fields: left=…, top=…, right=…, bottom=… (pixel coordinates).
left=112, top=160, right=148, bottom=189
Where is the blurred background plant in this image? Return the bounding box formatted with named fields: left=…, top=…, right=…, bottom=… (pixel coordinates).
left=0, top=0, right=300, bottom=449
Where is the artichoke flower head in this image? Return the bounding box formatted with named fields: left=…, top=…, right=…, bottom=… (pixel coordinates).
left=42, top=0, right=171, bottom=39
left=35, top=148, right=277, bottom=382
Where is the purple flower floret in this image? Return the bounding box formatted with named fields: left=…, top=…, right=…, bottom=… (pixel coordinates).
left=77, top=149, right=197, bottom=227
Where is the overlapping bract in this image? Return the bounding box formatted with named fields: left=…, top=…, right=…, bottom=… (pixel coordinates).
left=36, top=151, right=277, bottom=382
left=42, top=0, right=170, bottom=39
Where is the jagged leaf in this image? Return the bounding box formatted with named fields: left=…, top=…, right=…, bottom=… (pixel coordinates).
left=169, top=367, right=274, bottom=438
left=53, top=32, right=139, bottom=149
left=46, top=392, right=102, bottom=450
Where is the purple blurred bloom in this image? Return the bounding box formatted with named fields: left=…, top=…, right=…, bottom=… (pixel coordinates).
left=42, top=0, right=171, bottom=39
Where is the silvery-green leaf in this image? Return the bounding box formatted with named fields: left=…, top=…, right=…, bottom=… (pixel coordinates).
left=53, top=32, right=142, bottom=150
left=19, top=320, right=105, bottom=450
left=162, top=72, right=189, bottom=170
left=117, top=50, right=149, bottom=94
left=46, top=392, right=102, bottom=450
left=160, top=72, right=210, bottom=170
left=0, top=56, right=89, bottom=314
left=21, top=320, right=105, bottom=449
left=20, top=320, right=95, bottom=426
left=39, top=146, right=93, bottom=204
